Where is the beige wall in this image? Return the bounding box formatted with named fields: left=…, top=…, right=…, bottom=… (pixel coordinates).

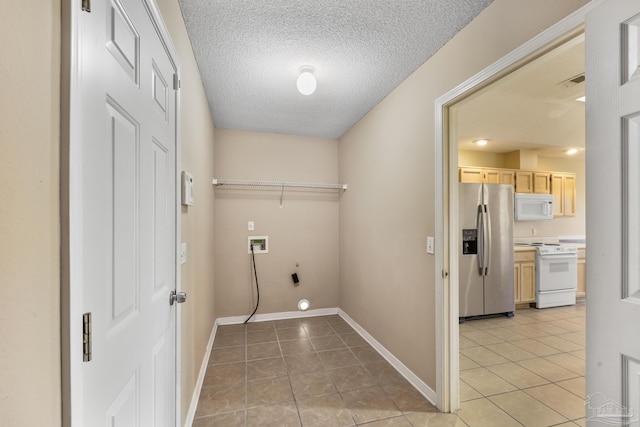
left=214, top=130, right=340, bottom=317
left=155, top=1, right=217, bottom=424
left=339, top=0, right=588, bottom=390
left=0, top=1, right=62, bottom=425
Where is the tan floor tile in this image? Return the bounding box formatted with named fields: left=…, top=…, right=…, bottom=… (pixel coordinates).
left=289, top=370, right=337, bottom=400
left=247, top=357, right=286, bottom=380
left=273, top=319, right=301, bottom=329
left=297, top=393, right=354, bottom=427
left=351, top=345, right=385, bottom=364
left=511, top=338, right=562, bottom=357
left=284, top=353, right=324, bottom=374
left=460, top=330, right=504, bottom=345
left=382, top=382, right=437, bottom=413
left=543, top=353, right=585, bottom=376
left=330, top=322, right=356, bottom=335
left=203, top=362, right=245, bottom=387
left=303, top=323, right=336, bottom=337
left=327, top=365, right=377, bottom=392
left=359, top=415, right=413, bottom=426
left=489, top=390, right=567, bottom=426
left=310, top=334, right=347, bottom=351
left=505, top=324, right=549, bottom=338
left=317, top=348, right=360, bottom=369
left=276, top=327, right=308, bottom=341
left=459, top=367, right=517, bottom=397
left=486, top=362, right=549, bottom=389
left=405, top=411, right=468, bottom=427
left=484, top=342, right=536, bottom=362
left=245, top=321, right=275, bottom=332
left=524, top=384, right=586, bottom=420
left=525, top=322, right=572, bottom=335
left=246, top=401, right=301, bottom=427
left=556, top=331, right=585, bottom=346
left=556, top=376, right=585, bottom=398
left=196, top=383, right=246, bottom=418
left=569, top=349, right=586, bottom=360
left=459, top=336, right=480, bottom=349
left=457, top=397, right=521, bottom=427
left=298, top=393, right=355, bottom=427
left=459, top=354, right=480, bottom=371
left=340, top=333, right=369, bottom=348
left=210, top=346, right=245, bottom=365
left=553, top=319, right=585, bottom=332
left=574, top=418, right=586, bottom=426
left=247, top=342, right=281, bottom=360
left=483, top=327, right=526, bottom=342
left=460, top=346, right=509, bottom=367
left=247, top=330, right=277, bottom=344
left=342, top=386, right=402, bottom=424
left=516, top=358, right=579, bottom=382
left=246, top=376, right=293, bottom=408
left=459, top=380, right=482, bottom=402
left=364, top=361, right=407, bottom=386
left=280, top=338, right=314, bottom=356
left=216, top=324, right=246, bottom=335
left=193, top=409, right=245, bottom=427
left=213, top=332, right=245, bottom=348
left=534, top=335, right=584, bottom=352
left=459, top=322, right=479, bottom=333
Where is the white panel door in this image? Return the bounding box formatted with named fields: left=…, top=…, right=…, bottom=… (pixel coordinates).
left=586, top=0, right=640, bottom=425
left=77, top=0, right=177, bottom=425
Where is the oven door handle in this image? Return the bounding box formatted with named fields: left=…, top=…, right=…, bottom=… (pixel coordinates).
left=538, top=254, right=577, bottom=261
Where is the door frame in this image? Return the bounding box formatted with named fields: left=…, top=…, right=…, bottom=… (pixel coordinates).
left=434, top=1, right=602, bottom=412
left=60, top=0, right=183, bottom=425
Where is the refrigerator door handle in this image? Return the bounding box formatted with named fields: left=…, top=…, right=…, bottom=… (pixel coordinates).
left=484, top=205, right=492, bottom=276
left=477, top=205, right=484, bottom=275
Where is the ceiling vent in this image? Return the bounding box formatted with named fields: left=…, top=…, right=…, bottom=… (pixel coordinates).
left=559, top=73, right=585, bottom=87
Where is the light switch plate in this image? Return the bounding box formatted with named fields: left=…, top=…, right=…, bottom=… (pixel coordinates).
left=180, top=243, right=187, bottom=264
left=248, top=221, right=255, bottom=231
left=427, top=237, right=435, bottom=254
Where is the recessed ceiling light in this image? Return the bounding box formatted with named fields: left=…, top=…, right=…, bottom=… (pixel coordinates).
left=576, top=96, right=586, bottom=102
left=566, top=148, right=578, bottom=155
left=474, top=139, right=488, bottom=146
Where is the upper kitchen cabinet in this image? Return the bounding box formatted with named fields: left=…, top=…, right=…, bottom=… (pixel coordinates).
left=551, top=172, right=576, bottom=217
left=514, top=171, right=551, bottom=194
left=459, top=167, right=514, bottom=185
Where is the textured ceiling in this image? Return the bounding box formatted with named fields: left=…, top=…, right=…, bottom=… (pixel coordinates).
left=178, top=0, right=494, bottom=139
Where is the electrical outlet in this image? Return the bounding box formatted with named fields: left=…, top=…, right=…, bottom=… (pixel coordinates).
left=248, top=236, right=269, bottom=254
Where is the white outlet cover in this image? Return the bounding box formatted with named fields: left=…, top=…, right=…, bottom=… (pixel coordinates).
left=427, top=237, right=435, bottom=254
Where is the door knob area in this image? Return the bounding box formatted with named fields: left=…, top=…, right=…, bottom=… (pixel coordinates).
left=169, top=290, right=187, bottom=305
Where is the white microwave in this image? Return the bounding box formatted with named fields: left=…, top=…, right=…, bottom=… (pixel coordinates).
left=514, top=193, right=553, bottom=221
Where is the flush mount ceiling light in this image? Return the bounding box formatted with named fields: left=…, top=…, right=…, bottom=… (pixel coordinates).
left=298, top=299, right=310, bottom=311
left=474, top=139, right=489, bottom=146
left=566, top=148, right=578, bottom=155
left=296, top=66, right=316, bottom=95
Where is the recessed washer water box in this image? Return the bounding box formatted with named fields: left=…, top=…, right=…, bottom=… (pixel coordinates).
left=248, top=236, right=268, bottom=254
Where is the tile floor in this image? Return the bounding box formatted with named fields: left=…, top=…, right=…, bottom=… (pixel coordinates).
left=193, top=302, right=585, bottom=426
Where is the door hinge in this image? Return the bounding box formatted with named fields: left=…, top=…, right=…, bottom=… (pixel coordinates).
left=173, top=74, right=180, bottom=91
left=81, top=0, right=91, bottom=12
left=83, top=312, right=92, bottom=362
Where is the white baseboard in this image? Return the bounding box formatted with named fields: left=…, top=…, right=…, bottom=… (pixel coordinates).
left=216, top=307, right=340, bottom=325
left=183, top=321, right=217, bottom=427
left=338, top=309, right=437, bottom=405
left=185, top=307, right=436, bottom=426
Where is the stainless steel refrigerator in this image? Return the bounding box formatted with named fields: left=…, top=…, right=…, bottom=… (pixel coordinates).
left=459, top=183, right=515, bottom=320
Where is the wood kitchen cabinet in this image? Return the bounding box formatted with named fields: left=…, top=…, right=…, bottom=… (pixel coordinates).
left=459, top=167, right=514, bottom=185
left=551, top=173, right=576, bottom=217
left=577, top=247, right=586, bottom=299
left=514, top=250, right=536, bottom=305
left=514, top=171, right=551, bottom=194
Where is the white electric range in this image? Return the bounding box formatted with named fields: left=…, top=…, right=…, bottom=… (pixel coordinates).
left=515, top=243, right=578, bottom=308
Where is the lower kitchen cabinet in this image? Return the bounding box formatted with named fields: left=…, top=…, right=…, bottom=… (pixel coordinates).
left=577, top=247, right=586, bottom=299
left=514, top=250, right=536, bottom=304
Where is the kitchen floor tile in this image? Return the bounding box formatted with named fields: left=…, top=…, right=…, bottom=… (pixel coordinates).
left=524, top=383, right=586, bottom=420
left=486, top=362, right=549, bottom=389
left=460, top=346, right=509, bottom=367
left=516, top=358, right=579, bottom=383
left=489, top=390, right=567, bottom=427
left=457, top=397, right=522, bottom=427
left=459, top=367, right=518, bottom=396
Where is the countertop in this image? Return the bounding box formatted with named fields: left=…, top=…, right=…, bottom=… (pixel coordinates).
left=514, top=242, right=586, bottom=252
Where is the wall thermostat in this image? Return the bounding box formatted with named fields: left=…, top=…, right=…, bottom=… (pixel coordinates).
left=181, top=171, right=194, bottom=206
